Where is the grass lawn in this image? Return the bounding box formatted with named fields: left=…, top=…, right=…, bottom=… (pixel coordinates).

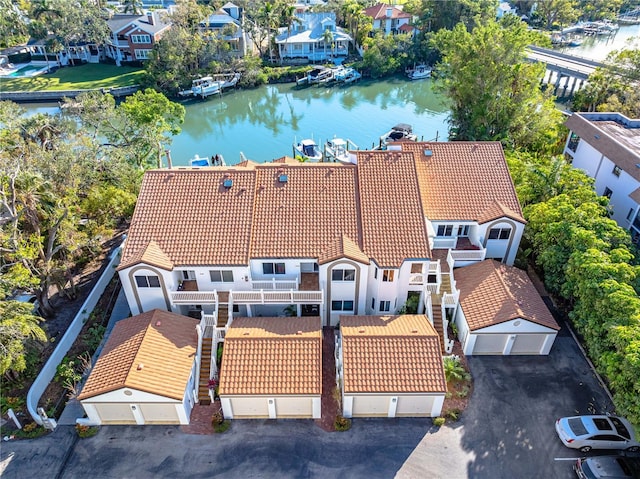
left=0, top=63, right=145, bottom=92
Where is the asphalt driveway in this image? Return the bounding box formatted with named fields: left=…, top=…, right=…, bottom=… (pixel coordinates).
left=0, top=322, right=615, bottom=479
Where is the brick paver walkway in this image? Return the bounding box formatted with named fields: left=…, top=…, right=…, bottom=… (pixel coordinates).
left=180, top=400, right=221, bottom=435
left=315, top=327, right=339, bottom=432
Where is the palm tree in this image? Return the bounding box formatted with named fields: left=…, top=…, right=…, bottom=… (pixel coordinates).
left=123, top=0, right=143, bottom=15
left=322, top=28, right=334, bottom=61
left=281, top=5, right=300, bottom=59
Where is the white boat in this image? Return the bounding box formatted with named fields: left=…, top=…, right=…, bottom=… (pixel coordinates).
left=324, top=137, right=357, bottom=163
left=333, top=66, right=362, bottom=84
left=407, top=64, right=432, bottom=80
left=178, top=76, right=223, bottom=98
left=294, top=139, right=323, bottom=161
left=378, top=123, right=418, bottom=148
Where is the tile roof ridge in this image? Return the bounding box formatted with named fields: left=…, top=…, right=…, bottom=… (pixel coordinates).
left=492, top=261, right=527, bottom=319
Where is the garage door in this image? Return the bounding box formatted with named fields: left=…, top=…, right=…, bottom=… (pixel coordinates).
left=510, top=334, right=547, bottom=355
left=275, top=397, right=312, bottom=418
left=96, top=403, right=136, bottom=424
left=229, top=397, right=269, bottom=418
left=472, top=334, right=508, bottom=355
left=351, top=395, right=388, bottom=417
left=396, top=395, right=434, bottom=417
left=139, top=403, right=180, bottom=424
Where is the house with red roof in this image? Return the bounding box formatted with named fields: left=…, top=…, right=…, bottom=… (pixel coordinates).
left=104, top=12, right=171, bottom=65
left=364, top=3, right=413, bottom=36
left=90, top=141, right=558, bottom=423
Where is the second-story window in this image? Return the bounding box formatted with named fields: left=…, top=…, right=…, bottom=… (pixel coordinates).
left=263, top=262, right=285, bottom=275
left=131, top=34, right=151, bottom=44
left=382, top=270, right=395, bottom=282
left=379, top=300, right=391, bottom=312
left=135, top=275, right=160, bottom=288
left=488, top=227, right=511, bottom=240
left=457, top=225, right=469, bottom=236
left=436, top=225, right=453, bottom=236
left=332, top=269, right=355, bottom=281
left=210, top=270, right=233, bottom=282
left=612, top=165, right=622, bottom=177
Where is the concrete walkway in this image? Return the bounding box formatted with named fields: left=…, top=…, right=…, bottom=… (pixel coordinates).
left=57, top=289, right=130, bottom=426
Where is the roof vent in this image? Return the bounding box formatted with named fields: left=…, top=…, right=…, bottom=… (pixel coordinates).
left=278, top=174, right=288, bottom=183
left=424, top=149, right=433, bottom=157
left=358, top=328, right=365, bottom=334
left=411, top=329, right=418, bottom=334
left=155, top=321, right=162, bottom=327
left=223, top=178, right=233, bottom=188
left=297, top=330, right=303, bottom=335
left=137, top=363, right=144, bottom=371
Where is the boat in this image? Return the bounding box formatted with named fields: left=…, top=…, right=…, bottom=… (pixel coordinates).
left=178, top=76, right=223, bottom=98
left=293, top=139, right=323, bottom=161
left=333, top=66, right=362, bottom=84
left=378, top=123, right=418, bottom=148
left=189, top=153, right=226, bottom=167
left=568, top=38, right=583, bottom=47
left=407, top=64, right=432, bottom=80
left=324, top=137, right=358, bottom=163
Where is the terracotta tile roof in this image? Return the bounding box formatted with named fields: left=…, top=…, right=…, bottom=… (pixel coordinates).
left=219, top=316, right=322, bottom=396
left=123, top=240, right=174, bottom=271
left=318, top=234, right=369, bottom=265
left=250, top=163, right=362, bottom=259
left=119, top=169, right=257, bottom=269
left=565, top=113, right=640, bottom=182
left=79, top=310, right=199, bottom=401
left=404, top=142, right=525, bottom=223
left=341, top=315, right=446, bottom=394
left=355, top=150, right=431, bottom=267
left=454, top=260, right=560, bottom=331
left=398, top=24, right=414, bottom=32
left=364, top=3, right=411, bottom=19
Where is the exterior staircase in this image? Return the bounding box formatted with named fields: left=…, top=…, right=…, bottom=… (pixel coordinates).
left=431, top=272, right=453, bottom=353
left=198, top=337, right=213, bottom=405
left=217, top=304, right=228, bottom=328
left=431, top=306, right=445, bottom=353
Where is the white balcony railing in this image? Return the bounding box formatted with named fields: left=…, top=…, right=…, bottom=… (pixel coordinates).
left=425, top=283, right=440, bottom=294
left=409, top=273, right=425, bottom=285
left=230, top=290, right=323, bottom=304
left=250, top=279, right=298, bottom=290
left=432, top=237, right=457, bottom=249
left=449, top=249, right=486, bottom=262
left=171, top=291, right=219, bottom=304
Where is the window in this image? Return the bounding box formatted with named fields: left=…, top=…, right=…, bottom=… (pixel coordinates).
left=488, top=228, right=511, bottom=240
left=262, top=262, right=285, bottom=275
left=182, top=270, right=195, bottom=280
left=331, top=300, right=354, bottom=311
left=382, top=270, right=395, bottom=282
left=379, top=300, right=391, bottom=312
left=457, top=225, right=469, bottom=236
left=135, top=275, right=160, bottom=288
left=436, top=225, right=453, bottom=236
left=410, top=263, right=422, bottom=274
left=603, top=187, right=613, bottom=199
left=612, top=165, right=622, bottom=177
left=232, top=304, right=240, bottom=313
left=134, top=49, right=151, bottom=60
left=371, top=298, right=375, bottom=309
left=131, top=34, right=151, bottom=44
left=627, top=208, right=635, bottom=221
left=374, top=268, right=378, bottom=279
left=567, top=132, right=580, bottom=152
left=332, top=269, right=355, bottom=281
left=210, top=270, right=233, bottom=282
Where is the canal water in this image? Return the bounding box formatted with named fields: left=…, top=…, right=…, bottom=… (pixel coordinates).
left=20, top=24, right=638, bottom=165
left=558, top=23, right=640, bottom=60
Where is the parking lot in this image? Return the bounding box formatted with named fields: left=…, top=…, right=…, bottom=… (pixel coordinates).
left=0, top=322, right=616, bottom=479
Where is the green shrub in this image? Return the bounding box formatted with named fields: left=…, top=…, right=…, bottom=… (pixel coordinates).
left=75, top=424, right=99, bottom=438
left=433, top=417, right=446, bottom=427
left=334, top=415, right=352, bottom=431
left=445, top=408, right=461, bottom=422
left=456, top=385, right=470, bottom=398
left=443, top=355, right=468, bottom=383
left=1, top=396, right=25, bottom=414
left=83, top=324, right=106, bottom=353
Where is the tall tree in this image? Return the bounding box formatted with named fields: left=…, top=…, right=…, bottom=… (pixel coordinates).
left=534, top=0, right=579, bottom=30
left=0, top=301, right=47, bottom=377
left=123, top=0, right=143, bottom=15
left=432, top=20, right=562, bottom=151
left=0, top=0, right=29, bottom=48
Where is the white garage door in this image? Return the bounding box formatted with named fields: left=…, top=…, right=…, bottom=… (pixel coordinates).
left=230, top=397, right=269, bottom=418
left=96, top=403, right=136, bottom=424
left=472, top=334, right=508, bottom=355
left=275, top=397, right=312, bottom=418
left=139, top=403, right=180, bottom=424
left=351, top=395, right=388, bottom=417
left=510, top=334, right=547, bottom=355
left=396, top=395, right=434, bottom=417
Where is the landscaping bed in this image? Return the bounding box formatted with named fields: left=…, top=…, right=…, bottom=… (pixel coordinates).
left=441, top=341, right=473, bottom=423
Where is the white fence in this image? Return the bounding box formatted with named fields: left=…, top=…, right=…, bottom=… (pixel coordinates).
left=27, top=242, right=124, bottom=426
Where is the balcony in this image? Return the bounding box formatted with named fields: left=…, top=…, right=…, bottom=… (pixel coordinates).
left=230, top=290, right=323, bottom=304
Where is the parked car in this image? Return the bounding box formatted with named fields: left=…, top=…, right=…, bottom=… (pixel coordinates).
left=556, top=415, right=640, bottom=453
left=574, top=454, right=640, bottom=479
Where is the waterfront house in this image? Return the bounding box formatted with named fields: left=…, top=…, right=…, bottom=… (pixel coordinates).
left=83, top=141, right=557, bottom=424
left=275, top=12, right=352, bottom=63
left=563, top=112, right=640, bottom=240
left=363, top=3, right=413, bottom=37
left=105, top=12, right=170, bottom=65
left=199, top=2, right=252, bottom=57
